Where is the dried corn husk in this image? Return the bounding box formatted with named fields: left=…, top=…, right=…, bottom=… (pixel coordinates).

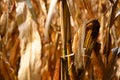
left=18, top=10, right=42, bottom=80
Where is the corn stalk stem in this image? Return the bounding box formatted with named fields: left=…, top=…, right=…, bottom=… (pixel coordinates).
left=60, top=1, right=69, bottom=80
left=60, top=0, right=74, bottom=79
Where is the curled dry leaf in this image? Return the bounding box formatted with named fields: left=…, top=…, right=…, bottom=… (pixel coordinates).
left=18, top=10, right=42, bottom=80
left=72, top=23, right=86, bottom=72
left=72, top=19, right=100, bottom=76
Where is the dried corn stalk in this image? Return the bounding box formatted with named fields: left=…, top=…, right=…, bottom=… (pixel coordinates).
left=18, top=10, right=42, bottom=80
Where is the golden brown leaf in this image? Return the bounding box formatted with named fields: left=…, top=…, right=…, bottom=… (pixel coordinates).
left=18, top=10, right=42, bottom=80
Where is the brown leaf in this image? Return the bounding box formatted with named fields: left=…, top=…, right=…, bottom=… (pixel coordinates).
left=0, top=12, right=7, bottom=37
left=0, top=52, right=17, bottom=80
left=9, top=38, right=20, bottom=69
left=18, top=10, right=42, bottom=80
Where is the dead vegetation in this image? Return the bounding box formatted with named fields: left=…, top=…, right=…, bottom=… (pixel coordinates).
left=0, top=0, right=120, bottom=80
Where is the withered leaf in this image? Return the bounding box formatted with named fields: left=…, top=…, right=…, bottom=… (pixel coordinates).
left=18, top=10, right=42, bottom=80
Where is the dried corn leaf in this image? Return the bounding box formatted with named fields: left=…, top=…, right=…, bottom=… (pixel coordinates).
left=44, top=0, right=58, bottom=38
left=26, top=0, right=36, bottom=20
left=72, top=19, right=100, bottom=79
left=0, top=12, right=7, bottom=37
left=103, top=47, right=119, bottom=80
left=0, top=52, right=17, bottom=80
left=9, top=37, right=20, bottom=69
left=53, top=59, right=60, bottom=80
left=39, top=0, right=47, bottom=16
left=116, top=47, right=120, bottom=79
left=18, top=10, right=42, bottom=80
left=72, top=23, right=86, bottom=71
left=114, top=9, right=120, bottom=21
left=16, top=1, right=27, bottom=26
left=82, top=0, right=95, bottom=18
left=5, top=20, right=17, bottom=44
left=114, top=10, right=120, bottom=46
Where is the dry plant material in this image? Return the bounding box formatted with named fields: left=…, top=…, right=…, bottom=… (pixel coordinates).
left=39, top=0, right=47, bottom=16
left=84, top=19, right=100, bottom=79
left=103, top=47, right=119, bottom=80
left=72, top=23, right=86, bottom=72
left=82, top=0, right=95, bottom=18
left=9, top=37, right=20, bottom=71
left=26, top=0, right=36, bottom=20
left=16, top=1, right=27, bottom=26
left=72, top=19, right=100, bottom=79
left=92, top=42, right=104, bottom=79
left=44, top=0, right=58, bottom=38
left=0, top=12, right=7, bottom=37
left=60, top=57, right=70, bottom=80
left=5, top=20, right=18, bottom=44
left=0, top=54, right=17, bottom=80
left=31, top=0, right=40, bottom=15
left=116, top=48, right=120, bottom=79
left=60, top=0, right=71, bottom=79
left=66, top=0, right=76, bottom=22
left=18, top=10, right=42, bottom=80
left=53, top=58, right=60, bottom=80
left=103, top=0, right=118, bottom=66
left=0, top=39, right=17, bottom=80
left=1, top=0, right=120, bottom=80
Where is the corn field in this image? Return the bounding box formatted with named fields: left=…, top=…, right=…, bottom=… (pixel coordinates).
left=0, top=0, right=120, bottom=80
